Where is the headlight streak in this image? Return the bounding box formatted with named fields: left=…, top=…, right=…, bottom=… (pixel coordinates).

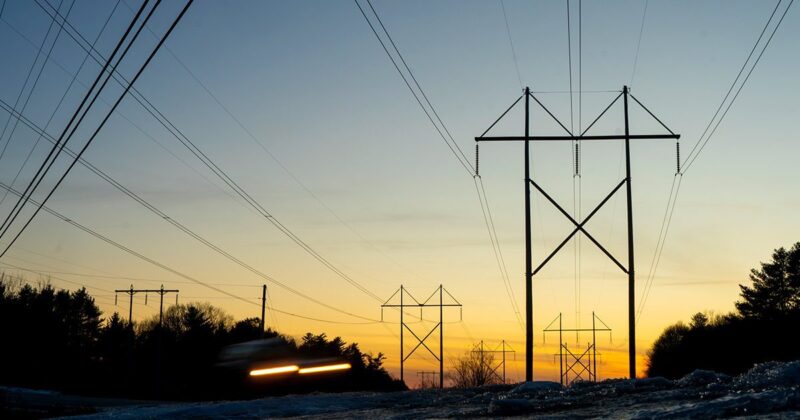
left=249, top=365, right=299, bottom=376
left=298, top=363, right=352, bottom=374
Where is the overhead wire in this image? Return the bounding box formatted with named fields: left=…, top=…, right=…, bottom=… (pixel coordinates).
left=629, top=0, right=649, bottom=87
left=0, top=181, right=382, bottom=325
left=682, top=0, right=791, bottom=172
left=0, top=0, right=122, bottom=207
left=0, top=0, right=69, bottom=167
left=365, top=0, right=474, bottom=170
left=3, top=2, right=389, bottom=318
left=36, top=0, right=385, bottom=303
left=109, top=1, right=432, bottom=290
left=637, top=0, right=793, bottom=321
left=353, top=0, right=474, bottom=176
left=0, top=104, right=378, bottom=323
left=356, top=0, right=522, bottom=330
left=574, top=0, right=583, bottom=339
left=473, top=177, right=524, bottom=331
left=499, top=0, right=523, bottom=90
left=0, top=261, right=114, bottom=293
left=0, top=0, right=157, bottom=245
left=0, top=12, right=266, bottom=223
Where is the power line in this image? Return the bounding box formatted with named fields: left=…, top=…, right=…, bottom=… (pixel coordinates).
left=0, top=0, right=158, bottom=245
left=365, top=0, right=474, bottom=171
left=0, top=102, right=380, bottom=321
left=567, top=0, right=574, bottom=134
left=575, top=0, right=583, bottom=337
left=637, top=175, right=682, bottom=322
left=629, top=0, right=649, bottom=87
left=0, top=0, right=186, bottom=259
left=0, top=0, right=70, bottom=166
left=499, top=0, right=523, bottom=89
left=0, top=13, right=264, bottom=224
left=0, top=181, right=381, bottom=325
left=682, top=0, right=792, bottom=172
left=357, top=0, right=524, bottom=328
left=1, top=261, right=113, bottom=293
left=34, top=0, right=384, bottom=303
left=473, top=176, right=524, bottom=331
left=354, top=0, right=474, bottom=176
left=0, top=99, right=379, bottom=323
left=637, top=0, right=793, bottom=321
left=156, top=46, right=428, bottom=288
left=5, top=2, right=387, bottom=312
left=0, top=256, right=260, bottom=288
left=0, top=0, right=121, bottom=208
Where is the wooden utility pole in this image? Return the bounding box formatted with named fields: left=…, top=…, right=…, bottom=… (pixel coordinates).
left=260, top=284, right=267, bottom=335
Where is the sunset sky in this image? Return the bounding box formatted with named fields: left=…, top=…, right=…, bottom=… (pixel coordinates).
left=0, top=0, right=798, bottom=384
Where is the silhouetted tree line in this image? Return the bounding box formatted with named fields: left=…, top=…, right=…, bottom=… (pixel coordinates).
left=0, top=278, right=404, bottom=400
left=646, top=242, right=800, bottom=378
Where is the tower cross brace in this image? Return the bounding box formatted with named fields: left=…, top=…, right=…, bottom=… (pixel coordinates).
left=475, top=85, right=680, bottom=380
left=381, top=285, right=462, bottom=388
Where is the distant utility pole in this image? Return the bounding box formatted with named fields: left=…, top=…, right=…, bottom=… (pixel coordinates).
left=381, top=285, right=462, bottom=389
left=114, top=285, right=178, bottom=396
left=260, top=284, right=267, bottom=335
left=475, top=86, right=679, bottom=379
left=114, top=284, right=179, bottom=325
left=543, top=312, right=612, bottom=385
left=471, top=340, right=516, bottom=384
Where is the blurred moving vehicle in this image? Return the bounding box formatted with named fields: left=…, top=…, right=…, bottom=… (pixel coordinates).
left=217, top=338, right=351, bottom=381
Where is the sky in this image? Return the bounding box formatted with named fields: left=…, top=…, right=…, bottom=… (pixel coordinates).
left=0, top=0, right=798, bottom=385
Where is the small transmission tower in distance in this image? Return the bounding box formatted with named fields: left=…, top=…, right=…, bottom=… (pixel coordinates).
left=543, top=312, right=612, bottom=386
left=381, top=285, right=462, bottom=389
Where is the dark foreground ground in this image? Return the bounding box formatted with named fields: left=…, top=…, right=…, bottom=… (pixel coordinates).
left=3, top=361, right=799, bottom=418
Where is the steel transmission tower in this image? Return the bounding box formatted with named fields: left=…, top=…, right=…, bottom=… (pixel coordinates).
left=475, top=86, right=680, bottom=380
left=381, top=285, right=462, bottom=388
left=471, top=340, right=516, bottom=384
left=543, top=312, right=612, bottom=385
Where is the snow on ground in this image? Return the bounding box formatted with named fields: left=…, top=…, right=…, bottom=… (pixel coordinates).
left=49, top=361, right=800, bottom=418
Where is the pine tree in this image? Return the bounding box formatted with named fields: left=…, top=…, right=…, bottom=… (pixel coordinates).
left=736, top=242, right=800, bottom=319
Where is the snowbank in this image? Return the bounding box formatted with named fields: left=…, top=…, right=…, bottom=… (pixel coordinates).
left=58, top=360, right=800, bottom=418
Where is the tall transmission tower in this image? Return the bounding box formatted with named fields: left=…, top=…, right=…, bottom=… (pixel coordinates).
left=475, top=86, right=679, bottom=380
left=381, top=285, right=462, bottom=388
left=543, top=312, right=611, bottom=385
left=471, top=340, right=516, bottom=384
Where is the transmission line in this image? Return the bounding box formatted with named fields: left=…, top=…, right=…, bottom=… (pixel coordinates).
left=637, top=0, right=793, bottom=321
left=682, top=0, right=792, bottom=172
left=0, top=0, right=159, bottom=245
left=0, top=14, right=387, bottom=319
left=0, top=0, right=121, bottom=208
left=0, top=0, right=70, bottom=166
left=629, top=0, right=649, bottom=87
left=500, top=0, right=523, bottom=89
left=474, top=177, right=524, bottom=331
left=0, top=13, right=264, bottom=225
left=33, top=0, right=384, bottom=303
left=0, top=180, right=382, bottom=325
left=354, top=0, right=474, bottom=176
left=357, top=0, right=524, bottom=328
left=0, top=101, right=378, bottom=322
